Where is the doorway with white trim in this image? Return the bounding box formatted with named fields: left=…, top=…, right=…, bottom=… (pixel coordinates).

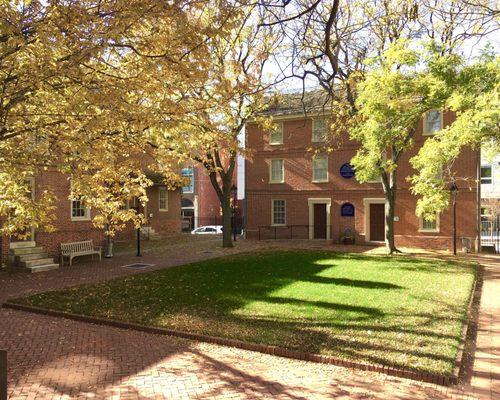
left=308, top=198, right=331, bottom=239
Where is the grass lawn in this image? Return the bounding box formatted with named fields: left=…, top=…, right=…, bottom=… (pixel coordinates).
left=12, top=250, right=476, bottom=375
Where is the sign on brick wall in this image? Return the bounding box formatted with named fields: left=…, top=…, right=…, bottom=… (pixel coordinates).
left=340, top=163, right=355, bottom=179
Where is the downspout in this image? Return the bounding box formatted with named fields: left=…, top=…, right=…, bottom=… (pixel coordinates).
left=477, top=147, right=482, bottom=253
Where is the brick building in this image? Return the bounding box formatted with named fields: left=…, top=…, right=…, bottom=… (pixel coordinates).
left=245, top=95, right=480, bottom=251
left=180, top=164, right=243, bottom=232
left=1, top=168, right=181, bottom=269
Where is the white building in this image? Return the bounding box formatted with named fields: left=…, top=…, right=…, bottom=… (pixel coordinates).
left=481, top=150, right=499, bottom=251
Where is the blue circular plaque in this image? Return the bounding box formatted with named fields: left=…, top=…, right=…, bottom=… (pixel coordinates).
left=340, top=163, right=355, bottom=179
left=341, top=203, right=355, bottom=217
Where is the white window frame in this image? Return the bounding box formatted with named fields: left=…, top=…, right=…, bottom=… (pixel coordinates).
left=423, top=109, right=443, bottom=136
left=269, top=159, right=285, bottom=184
left=269, top=122, right=284, bottom=145
left=71, top=198, right=90, bottom=221
left=312, top=155, right=329, bottom=183
left=481, top=165, right=492, bottom=184
left=159, top=187, right=169, bottom=211
left=271, top=199, right=286, bottom=226
left=312, top=118, right=327, bottom=143
left=419, top=213, right=440, bottom=233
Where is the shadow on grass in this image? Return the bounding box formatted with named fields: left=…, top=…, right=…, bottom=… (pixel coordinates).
left=16, top=250, right=475, bottom=375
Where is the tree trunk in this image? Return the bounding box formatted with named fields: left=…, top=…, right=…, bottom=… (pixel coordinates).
left=382, top=171, right=400, bottom=254
left=221, top=189, right=233, bottom=248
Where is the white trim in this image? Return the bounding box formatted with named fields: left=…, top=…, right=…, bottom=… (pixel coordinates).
left=159, top=186, right=169, bottom=211
left=363, top=198, right=385, bottom=243
left=269, top=159, right=285, bottom=184
left=308, top=198, right=331, bottom=240
left=312, top=155, right=329, bottom=183
left=422, top=109, right=443, bottom=136
left=71, top=199, right=91, bottom=221
left=271, top=199, right=286, bottom=226
left=418, top=213, right=440, bottom=233
left=269, top=122, right=284, bottom=145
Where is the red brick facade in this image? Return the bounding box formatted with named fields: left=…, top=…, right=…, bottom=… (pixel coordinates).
left=1, top=169, right=181, bottom=266
left=245, top=111, right=479, bottom=250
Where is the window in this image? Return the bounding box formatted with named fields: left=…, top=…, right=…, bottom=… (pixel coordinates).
left=272, top=199, right=286, bottom=225
left=481, top=165, right=492, bottom=184
left=182, top=168, right=194, bottom=193
left=312, top=118, right=327, bottom=142
left=71, top=199, right=90, bottom=221
left=270, top=159, right=284, bottom=183
left=423, top=110, right=442, bottom=135
left=159, top=187, right=168, bottom=211
left=270, top=122, right=283, bottom=145
left=419, top=213, right=440, bottom=232
left=312, top=156, right=328, bottom=182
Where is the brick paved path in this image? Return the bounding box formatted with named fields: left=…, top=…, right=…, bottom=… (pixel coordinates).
left=0, top=239, right=497, bottom=399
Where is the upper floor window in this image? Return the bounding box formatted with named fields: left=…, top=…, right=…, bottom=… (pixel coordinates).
left=423, top=110, right=442, bottom=135
left=481, top=165, right=492, bottom=184
left=272, top=199, right=286, bottom=225
left=312, top=118, right=327, bottom=142
left=159, top=187, right=168, bottom=211
left=71, top=198, right=90, bottom=221
left=312, top=155, right=328, bottom=182
left=182, top=168, right=194, bottom=193
left=269, top=122, right=283, bottom=145
left=270, top=159, right=284, bottom=183
left=419, top=213, right=439, bottom=233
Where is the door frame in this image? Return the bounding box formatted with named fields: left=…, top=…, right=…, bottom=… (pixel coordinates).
left=308, top=198, right=331, bottom=240
left=363, top=198, right=386, bottom=243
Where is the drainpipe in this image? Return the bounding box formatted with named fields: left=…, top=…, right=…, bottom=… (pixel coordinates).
left=477, top=147, right=482, bottom=253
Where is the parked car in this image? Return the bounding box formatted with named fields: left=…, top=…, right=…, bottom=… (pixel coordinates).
left=191, top=225, right=223, bottom=235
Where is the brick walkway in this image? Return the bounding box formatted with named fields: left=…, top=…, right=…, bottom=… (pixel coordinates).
left=0, top=238, right=498, bottom=399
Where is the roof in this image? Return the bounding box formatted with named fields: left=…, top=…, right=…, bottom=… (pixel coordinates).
left=260, top=89, right=332, bottom=117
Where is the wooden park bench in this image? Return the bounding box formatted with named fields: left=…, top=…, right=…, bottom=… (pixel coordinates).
left=61, top=240, right=102, bottom=266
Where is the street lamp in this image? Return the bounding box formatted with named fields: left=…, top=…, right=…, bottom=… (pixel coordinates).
left=230, top=184, right=237, bottom=242
left=135, top=205, right=142, bottom=257
left=450, top=182, right=459, bottom=255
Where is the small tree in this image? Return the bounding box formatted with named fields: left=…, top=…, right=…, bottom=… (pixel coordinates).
left=350, top=41, right=462, bottom=253
left=410, top=52, right=499, bottom=217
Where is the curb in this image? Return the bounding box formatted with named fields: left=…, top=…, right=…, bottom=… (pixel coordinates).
left=3, top=297, right=473, bottom=387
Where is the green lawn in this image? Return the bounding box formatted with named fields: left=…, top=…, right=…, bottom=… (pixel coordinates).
left=12, top=250, right=476, bottom=375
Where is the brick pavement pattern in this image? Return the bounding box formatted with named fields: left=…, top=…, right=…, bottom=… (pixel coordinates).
left=0, top=238, right=498, bottom=399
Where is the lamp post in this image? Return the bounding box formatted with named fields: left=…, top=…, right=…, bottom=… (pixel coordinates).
left=135, top=205, right=142, bottom=257
left=230, top=184, right=237, bottom=242
left=450, top=182, right=459, bottom=255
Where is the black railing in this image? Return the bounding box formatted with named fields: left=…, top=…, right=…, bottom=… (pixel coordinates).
left=257, top=225, right=339, bottom=241
left=481, top=216, right=500, bottom=253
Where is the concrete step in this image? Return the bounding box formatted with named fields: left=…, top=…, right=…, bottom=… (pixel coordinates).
left=27, top=263, right=59, bottom=273
left=10, top=246, right=45, bottom=256
left=16, top=252, right=48, bottom=262
left=21, top=258, right=55, bottom=268
left=10, top=241, right=36, bottom=249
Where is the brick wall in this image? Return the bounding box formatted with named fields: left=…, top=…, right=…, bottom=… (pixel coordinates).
left=1, top=170, right=182, bottom=261
left=245, top=111, right=479, bottom=250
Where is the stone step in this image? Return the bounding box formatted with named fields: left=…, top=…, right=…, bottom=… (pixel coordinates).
left=16, top=252, right=48, bottom=262
left=21, top=258, right=55, bottom=268
left=27, top=263, right=59, bottom=273
left=10, top=246, right=45, bottom=256
left=9, top=241, right=36, bottom=249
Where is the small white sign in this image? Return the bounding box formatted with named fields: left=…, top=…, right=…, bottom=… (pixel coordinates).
left=394, top=216, right=400, bottom=222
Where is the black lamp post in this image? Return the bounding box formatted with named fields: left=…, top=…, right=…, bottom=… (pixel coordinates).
left=450, top=182, right=459, bottom=255
left=230, top=184, right=237, bottom=242
left=135, top=205, right=142, bottom=257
